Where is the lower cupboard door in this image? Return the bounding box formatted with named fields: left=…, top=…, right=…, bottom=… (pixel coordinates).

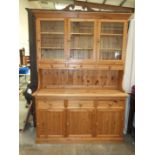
left=46, top=110, right=65, bottom=138
left=37, top=110, right=47, bottom=138
left=67, top=109, right=94, bottom=137
left=96, top=110, right=124, bottom=137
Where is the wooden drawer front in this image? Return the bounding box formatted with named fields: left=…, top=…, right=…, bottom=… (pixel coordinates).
left=68, top=64, right=95, bottom=69
left=37, top=101, right=49, bottom=109
left=68, top=101, right=94, bottom=108
left=97, top=100, right=124, bottom=109
left=96, top=65, right=109, bottom=70
left=110, top=65, right=124, bottom=70
left=39, top=63, right=50, bottom=69
left=37, top=100, right=64, bottom=109
left=68, top=64, right=82, bottom=69
left=38, top=63, right=66, bottom=69
left=50, top=64, right=66, bottom=69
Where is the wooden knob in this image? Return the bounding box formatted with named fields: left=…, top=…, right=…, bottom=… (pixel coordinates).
left=79, top=104, right=82, bottom=107
left=108, top=103, right=113, bottom=107
left=113, top=100, right=117, bottom=103
left=49, top=103, right=52, bottom=108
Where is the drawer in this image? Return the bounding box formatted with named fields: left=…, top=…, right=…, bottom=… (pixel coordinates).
left=37, top=100, right=64, bottom=109
left=68, top=100, right=94, bottom=108
left=68, top=64, right=83, bottom=69
left=97, top=100, right=124, bottom=109
left=68, top=64, right=95, bottom=69
left=38, top=63, right=66, bottom=69
left=96, top=65, right=123, bottom=70
left=39, top=63, right=50, bottom=69
left=50, top=64, right=66, bottom=68
left=110, top=65, right=124, bottom=70
left=96, top=65, right=109, bottom=70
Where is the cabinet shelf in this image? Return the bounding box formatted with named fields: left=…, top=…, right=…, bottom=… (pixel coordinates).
left=41, top=47, right=64, bottom=50
left=41, top=32, right=64, bottom=35
left=100, top=48, right=121, bottom=51
left=70, top=48, right=93, bottom=50
left=100, top=33, right=123, bottom=36
left=70, top=33, right=93, bottom=35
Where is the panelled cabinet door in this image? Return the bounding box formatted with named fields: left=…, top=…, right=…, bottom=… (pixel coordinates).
left=98, top=21, right=126, bottom=62
left=36, top=100, right=66, bottom=138
left=37, top=110, right=47, bottom=138
left=68, top=19, right=96, bottom=61
left=96, top=101, right=124, bottom=137
left=96, top=110, right=124, bottom=137
left=46, top=109, right=65, bottom=138
left=67, top=101, right=94, bottom=137
left=36, top=19, right=67, bottom=61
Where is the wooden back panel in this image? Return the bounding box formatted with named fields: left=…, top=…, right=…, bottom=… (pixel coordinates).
left=40, top=69, right=122, bottom=89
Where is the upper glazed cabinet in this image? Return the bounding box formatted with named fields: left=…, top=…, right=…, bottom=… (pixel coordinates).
left=68, top=20, right=95, bottom=61
left=98, top=21, right=124, bottom=60
left=38, top=19, right=66, bottom=60
left=37, top=19, right=127, bottom=62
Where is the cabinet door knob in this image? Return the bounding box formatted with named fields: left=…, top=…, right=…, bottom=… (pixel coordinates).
left=108, top=103, right=113, bottom=107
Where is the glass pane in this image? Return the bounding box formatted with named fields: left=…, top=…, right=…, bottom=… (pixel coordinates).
left=71, top=22, right=94, bottom=33
left=41, top=49, right=64, bottom=59
left=70, top=21, right=94, bottom=60
left=41, top=34, right=64, bottom=48
left=41, top=21, right=64, bottom=33
left=100, top=36, right=122, bottom=49
left=70, top=35, right=93, bottom=49
left=40, top=20, right=64, bottom=60
left=70, top=50, right=92, bottom=59
left=100, top=49, right=122, bottom=60
left=101, top=22, right=123, bottom=34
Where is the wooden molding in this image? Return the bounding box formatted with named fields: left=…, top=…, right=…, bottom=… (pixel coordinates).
left=63, top=4, right=94, bottom=12
left=119, top=0, right=128, bottom=6
left=102, top=0, right=108, bottom=4
left=74, top=1, right=134, bottom=13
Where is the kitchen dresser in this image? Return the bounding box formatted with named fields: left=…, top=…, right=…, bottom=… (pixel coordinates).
left=27, top=7, right=132, bottom=143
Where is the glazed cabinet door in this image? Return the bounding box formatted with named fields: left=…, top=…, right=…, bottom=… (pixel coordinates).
left=97, top=21, right=127, bottom=62
left=36, top=19, right=67, bottom=61
left=36, top=100, right=66, bottom=138
left=67, top=101, right=95, bottom=138
left=68, top=19, right=96, bottom=61
left=96, top=100, right=125, bottom=137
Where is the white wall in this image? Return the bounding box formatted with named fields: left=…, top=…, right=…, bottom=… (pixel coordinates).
left=123, top=17, right=135, bottom=134
left=19, top=0, right=44, bottom=55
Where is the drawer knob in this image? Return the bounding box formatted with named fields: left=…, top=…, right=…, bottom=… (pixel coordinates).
left=79, top=104, right=82, bottom=107
left=49, top=103, right=52, bottom=108
left=108, top=103, right=113, bottom=107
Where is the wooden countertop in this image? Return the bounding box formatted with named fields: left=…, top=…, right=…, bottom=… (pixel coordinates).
left=33, top=88, right=128, bottom=98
